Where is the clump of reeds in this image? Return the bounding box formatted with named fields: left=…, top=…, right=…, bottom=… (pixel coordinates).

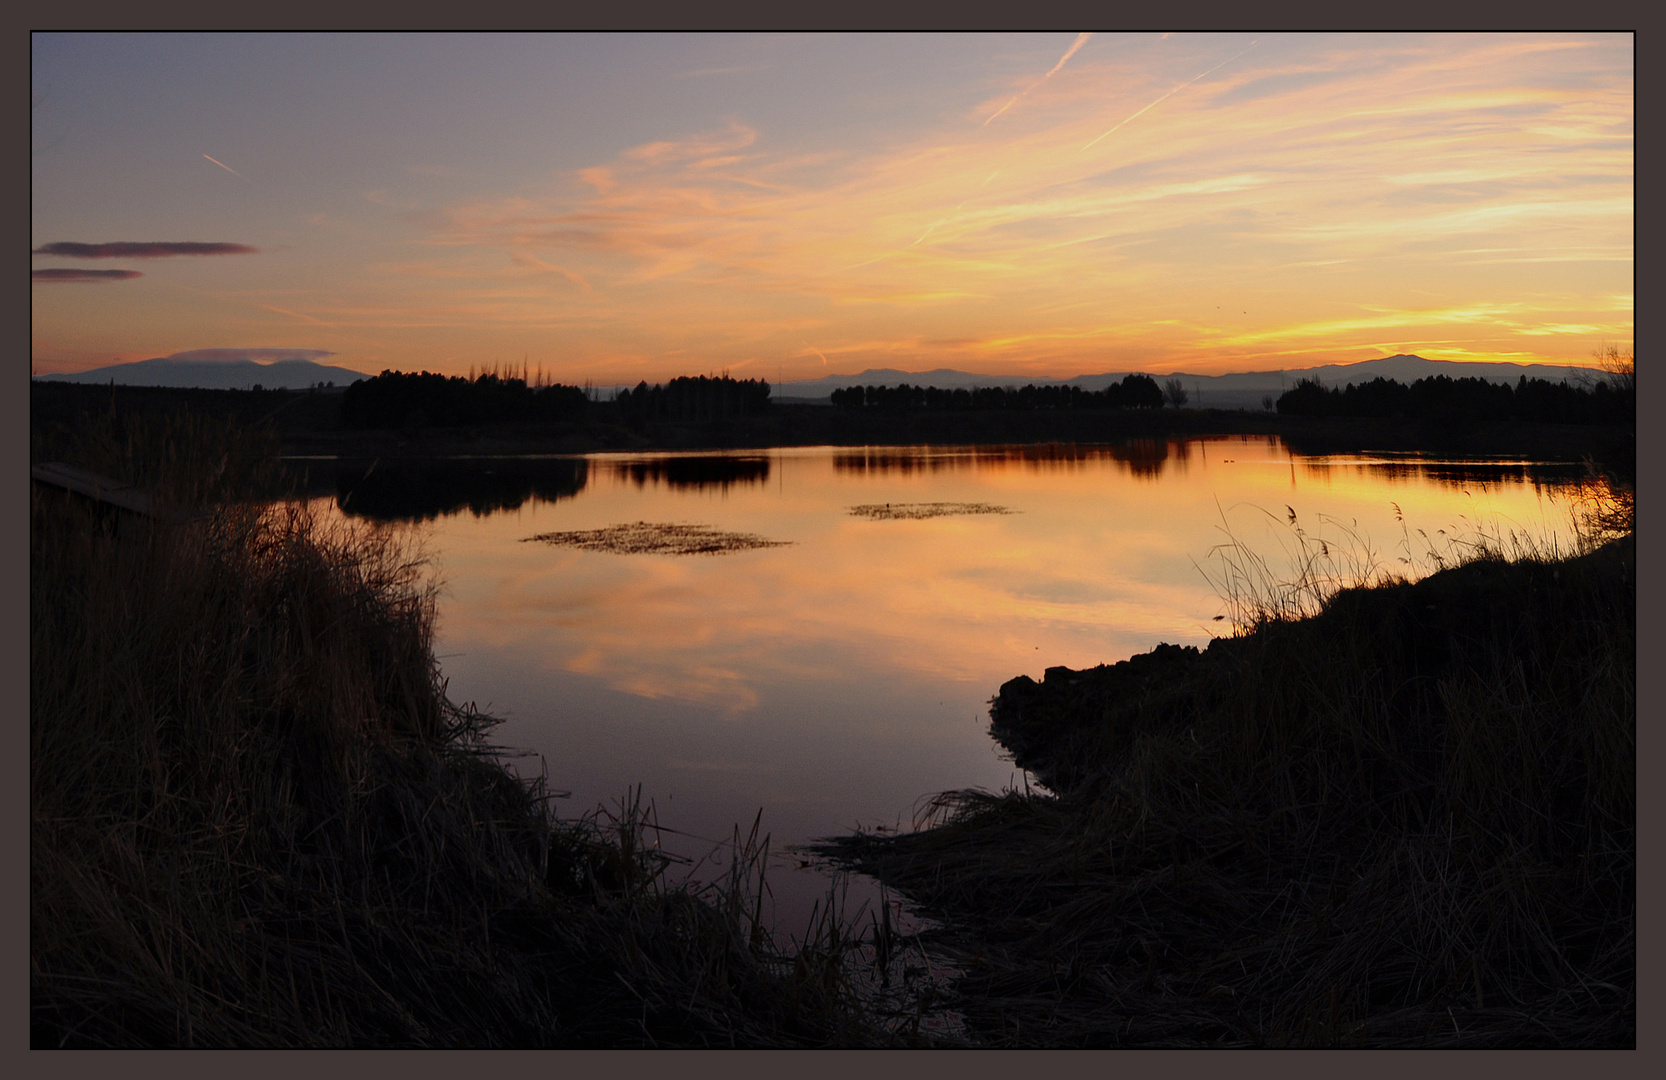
left=1193, top=501, right=1397, bottom=632
left=820, top=508, right=1633, bottom=1046
left=523, top=521, right=792, bottom=556
left=30, top=411, right=897, bottom=1047
left=1566, top=460, right=1634, bottom=550
left=847, top=502, right=1017, bottom=521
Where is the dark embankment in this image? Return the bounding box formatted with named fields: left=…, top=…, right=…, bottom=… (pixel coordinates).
left=30, top=413, right=896, bottom=1047
left=32, top=379, right=1633, bottom=465
left=817, top=536, right=1634, bottom=1047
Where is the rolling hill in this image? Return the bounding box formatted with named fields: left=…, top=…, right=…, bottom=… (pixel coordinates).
left=776, top=355, right=1604, bottom=410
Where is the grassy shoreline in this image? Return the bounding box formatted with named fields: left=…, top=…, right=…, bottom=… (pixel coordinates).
left=30, top=415, right=914, bottom=1047
left=31, top=399, right=1634, bottom=1046
left=816, top=531, right=1635, bottom=1046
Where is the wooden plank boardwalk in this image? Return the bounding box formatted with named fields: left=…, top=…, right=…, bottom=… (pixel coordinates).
left=30, top=462, right=201, bottom=525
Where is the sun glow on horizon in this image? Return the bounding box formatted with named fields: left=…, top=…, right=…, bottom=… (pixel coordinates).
left=31, top=33, right=1632, bottom=383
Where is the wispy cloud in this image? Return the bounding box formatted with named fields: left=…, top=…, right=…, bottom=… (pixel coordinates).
left=226, top=33, right=1628, bottom=380
left=621, top=120, right=757, bottom=168
left=165, top=348, right=337, bottom=363
left=32, top=268, right=142, bottom=283
left=203, top=154, right=254, bottom=183
left=33, top=241, right=258, bottom=258
left=1082, top=38, right=1259, bottom=150
left=255, top=304, right=341, bottom=328
left=984, top=32, right=1093, bottom=126
left=509, top=251, right=594, bottom=291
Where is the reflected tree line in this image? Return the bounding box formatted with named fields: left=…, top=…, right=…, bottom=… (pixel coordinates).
left=333, top=458, right=591, bottom=522
left=835, top=440, right=1598, bottom=491
left=1305, top=459, right=1591, bottom=490
left=322, top=442, right=1603, bottom=523
left=613, top=456, right=771, bottom=492
left=329, top=455, right=776, bottom=521
left=834, top=441, right=1176, bottom=479
left=830, top=374, right=1165, bottom=412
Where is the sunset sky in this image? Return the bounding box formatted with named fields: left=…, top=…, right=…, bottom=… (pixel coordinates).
left=30, top=32, right=1633, bottom=384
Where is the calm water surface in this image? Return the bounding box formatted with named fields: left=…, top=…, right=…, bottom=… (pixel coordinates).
left=306, top=437, right=1588, bottom=934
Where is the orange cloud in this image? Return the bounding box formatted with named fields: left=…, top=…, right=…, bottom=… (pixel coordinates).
left=56, top=34, right=1616, bottom=382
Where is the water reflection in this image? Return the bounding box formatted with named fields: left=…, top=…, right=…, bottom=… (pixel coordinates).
left=609, top=455, right=772, bottom=492
left=334, top=457, right=589, bottom=521
left=301, top=453, right=784, bottom=522
left=832, top=440, right=1179, bottom=479
left=1298, top=457, right=1589, bottom=490
left=300, top=439, right=1594, bottom=934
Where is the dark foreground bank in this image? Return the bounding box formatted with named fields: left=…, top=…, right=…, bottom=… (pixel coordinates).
left=818, top=532, right=1635, bottom=1047
left=29, top=413, right=923, bottom=1048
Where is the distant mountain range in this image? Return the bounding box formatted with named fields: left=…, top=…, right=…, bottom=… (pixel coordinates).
left=35, top=355, right=371, bottom=391
left=775, top=355, right=1605, bottom=410
left=36, top=352, right=1607, bottom=410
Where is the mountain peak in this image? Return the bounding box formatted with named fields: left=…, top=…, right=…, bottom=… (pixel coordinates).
left=36, top=354, right=370, bottom=390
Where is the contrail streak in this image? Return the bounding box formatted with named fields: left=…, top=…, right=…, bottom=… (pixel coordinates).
left=984, top=32, right=1093, bottom=126
left=203, top=154, right=254, bottom=183
left=1044, top=31, right=1094, bottom=78
left=1082, top=39, right=1258, bottom=151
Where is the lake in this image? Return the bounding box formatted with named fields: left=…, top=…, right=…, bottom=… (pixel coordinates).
left=298, top=437, right=1591, bottom=937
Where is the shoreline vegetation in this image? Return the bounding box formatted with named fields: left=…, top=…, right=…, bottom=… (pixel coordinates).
left=30, top=413, right=914, bottom=1048
left=31, top=375, right=1634, bottom=1046
left=523, top=521, right=793, bottom=556
left=848, top=503, right=1018, bottom=521
left=31, top=377, right=1635, bottom=468
left=815, top=515, right=1635, bottom=1047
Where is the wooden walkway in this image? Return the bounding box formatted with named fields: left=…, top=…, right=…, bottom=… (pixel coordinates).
left=30, top=462, right=200, bottom=524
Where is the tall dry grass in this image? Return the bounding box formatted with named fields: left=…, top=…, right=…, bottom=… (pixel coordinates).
left=820, top=495, right=1634, bottom=1046
left=30, top=411, right=902, bottom=1047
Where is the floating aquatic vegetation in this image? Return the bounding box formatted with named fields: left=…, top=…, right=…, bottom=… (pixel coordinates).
left=847, top=502, right=1017, bottom=521
left=523, top=521, right=792, bottom=555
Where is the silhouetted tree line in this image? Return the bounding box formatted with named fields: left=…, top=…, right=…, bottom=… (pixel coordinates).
left=829, top=374, right=1165, bottom=412
left=341, top=370, right=590, bottom=430
left=1276, top=374, right=1633, bottom=425
left=610, top=375, right=772, bottom=424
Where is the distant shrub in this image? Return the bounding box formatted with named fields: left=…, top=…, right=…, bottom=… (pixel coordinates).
left=341, top=370, right=589, bottom=430
left=1276, top=373, right=1631, bottom=425
left=830, top=373, right=1163, bottom=412
left=610, top=375, right=771, bottom=424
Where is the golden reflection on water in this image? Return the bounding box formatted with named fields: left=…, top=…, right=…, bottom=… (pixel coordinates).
left=309, top=438, right=1587, bottom=929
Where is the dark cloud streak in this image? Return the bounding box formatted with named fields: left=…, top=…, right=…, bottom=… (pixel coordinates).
left=32, top=241, right=259, bottom=259
left=166, top=348, right=337, bottom=363
left=32, top=268, right=143, bottom=283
